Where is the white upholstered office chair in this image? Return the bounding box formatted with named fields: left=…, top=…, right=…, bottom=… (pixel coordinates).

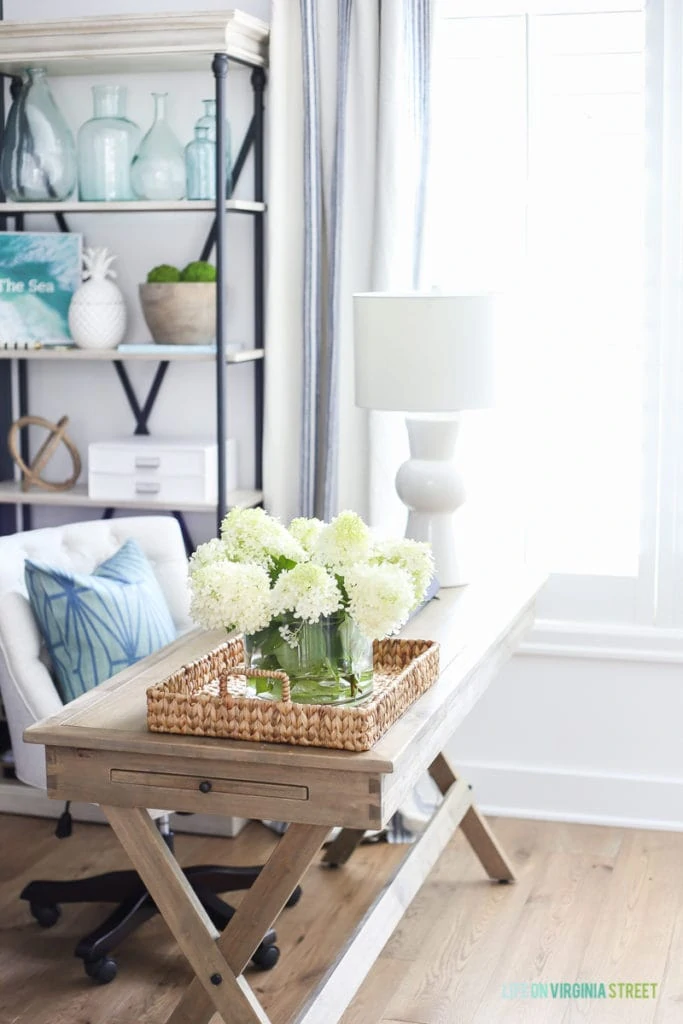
left=0, top=516, right=192, bottom=792
left=0, top=516, right=284, bottom=983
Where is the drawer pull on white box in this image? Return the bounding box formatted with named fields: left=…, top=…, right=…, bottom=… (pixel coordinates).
left=135, top=481, right=161, bottom=495
left=135, top=456, right=161, bottom=470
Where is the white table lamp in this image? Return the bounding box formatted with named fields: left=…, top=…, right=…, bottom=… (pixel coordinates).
left=354, top=293, right=496, bottom=587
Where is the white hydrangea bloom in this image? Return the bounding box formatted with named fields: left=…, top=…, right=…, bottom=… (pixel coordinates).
left=346, top=562, right=415, bottom=640
left=271, top=562, right=342, bottom=623
left=220, top=507, right=305, bottom=570
left=288, top=516, right=324, bottom=555
left=313, top=510, right=372, bottom=572
left=188, top=537, right=228, bottom=572
left=371, top=538, right=434, bottom=607
left=189, top=560, right=272, bottom=634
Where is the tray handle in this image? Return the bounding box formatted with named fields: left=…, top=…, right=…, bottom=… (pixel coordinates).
left=219, top=664, right=291, bottom=703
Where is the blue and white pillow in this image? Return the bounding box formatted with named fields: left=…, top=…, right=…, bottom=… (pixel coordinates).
left=25, top=538, right=177, bottom=704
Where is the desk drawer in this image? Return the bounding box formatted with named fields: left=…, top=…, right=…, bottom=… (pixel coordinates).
left=89, top=472, right=210, bottom=505
left=46, top=747, right=384, bottom=829
left=90, top=446, right=207, bottom=477
left=111, top=768, right=308, bottom=802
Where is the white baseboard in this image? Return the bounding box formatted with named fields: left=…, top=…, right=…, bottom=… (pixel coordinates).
left=0, top=778, right=247, bottom=838
left=458, top=760, right=683, bottom=833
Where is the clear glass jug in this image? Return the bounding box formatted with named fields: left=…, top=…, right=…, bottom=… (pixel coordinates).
left=195, top=99, right=233, bottom=196
left=0, top=67, right=77, bottom=202
left=130, top=93, right=185, bottom=201
left=185, top=126, right=216, bottom=200
left=77, top=85, right=140, bottom=201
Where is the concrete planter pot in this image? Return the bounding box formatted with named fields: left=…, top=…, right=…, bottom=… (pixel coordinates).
left=139, top=282, right=216, bottom=345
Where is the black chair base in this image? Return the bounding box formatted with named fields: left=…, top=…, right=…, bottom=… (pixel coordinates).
left=21, top=845, right=302, bottom=984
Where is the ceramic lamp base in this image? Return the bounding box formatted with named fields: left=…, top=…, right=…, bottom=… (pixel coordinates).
left=395, top=416, right=468, bottom=588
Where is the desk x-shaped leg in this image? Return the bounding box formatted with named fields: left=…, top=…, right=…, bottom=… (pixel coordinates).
left=323, top=752, right=515, bottom=882
left=103, top=805, right=328, bottom=1024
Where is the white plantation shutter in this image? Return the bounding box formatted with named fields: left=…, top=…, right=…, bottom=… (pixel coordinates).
left=424, top=0, right=666, bottom=626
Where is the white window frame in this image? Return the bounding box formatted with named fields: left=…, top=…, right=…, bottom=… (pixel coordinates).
left=430, top=0, right=683, bottom=653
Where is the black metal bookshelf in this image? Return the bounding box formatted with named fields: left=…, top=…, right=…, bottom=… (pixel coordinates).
left=0, top=10, right=267, bottom=552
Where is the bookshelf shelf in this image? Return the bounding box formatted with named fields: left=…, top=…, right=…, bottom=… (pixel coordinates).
left=0, top=10, right=268, bottom=76
left=0, top=481, right=263, bottom=514
left=1, top=199, right=265, bottom=215
left=0, top=345, right=264, bottom=363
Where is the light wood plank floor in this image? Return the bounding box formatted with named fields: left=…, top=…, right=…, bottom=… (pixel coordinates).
left=0, top=813, right=681, bottom=1024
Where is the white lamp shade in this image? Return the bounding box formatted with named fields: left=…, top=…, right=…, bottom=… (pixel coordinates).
left=353, top=293, right=496, bottom=412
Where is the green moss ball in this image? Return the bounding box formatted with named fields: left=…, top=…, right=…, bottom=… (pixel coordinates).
left=147, top=264, right=181, bottom=283
left=180, top=261, right=217, bottom=283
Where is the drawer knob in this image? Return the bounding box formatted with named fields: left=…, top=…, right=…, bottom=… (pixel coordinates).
left=199, top=780, right=212, bottom=794
left=135, top=481, right=161, bottom=495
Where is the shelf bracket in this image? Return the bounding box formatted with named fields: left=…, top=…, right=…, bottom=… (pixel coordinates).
left=112, top=361, right=169, bottom=436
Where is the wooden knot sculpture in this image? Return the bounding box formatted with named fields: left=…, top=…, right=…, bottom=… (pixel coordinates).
left=8, top=415, right=81, bottom=493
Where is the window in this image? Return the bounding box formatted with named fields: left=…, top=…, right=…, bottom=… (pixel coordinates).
left=425, top=0, right=660, bottom=626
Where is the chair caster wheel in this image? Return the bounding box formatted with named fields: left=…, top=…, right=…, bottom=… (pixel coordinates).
left=84, top=957, right=118, bottom=984
left=30, top=902, right=60, bottom=928
left=251, top=944, right=280, bottom=970
left=286, top=885, right=302, bottom=908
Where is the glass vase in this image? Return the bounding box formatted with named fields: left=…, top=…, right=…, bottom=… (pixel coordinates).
left=185, top=126, right=215, bottom=200
left=130, top=92, right=185, bottom=201
left=195, top=98, right=233, bottom=196
left=0, top=67, right=76, bottom=202
left=77, top=85, right=140, bottom=201
left=244, top=613, right=374, bottom=706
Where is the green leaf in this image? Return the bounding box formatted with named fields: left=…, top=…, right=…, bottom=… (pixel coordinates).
left=255, top=677, right=275, bottom=695
left=248, top=623, right=285, bottom=658
left=271, top=554, right=298, bottom=579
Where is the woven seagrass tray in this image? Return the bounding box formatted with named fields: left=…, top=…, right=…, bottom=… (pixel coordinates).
left=146, top=635, right=440, bottom=752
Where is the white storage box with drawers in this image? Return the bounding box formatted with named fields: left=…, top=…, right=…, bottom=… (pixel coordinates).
left=88, top=437, right=238, bottom=506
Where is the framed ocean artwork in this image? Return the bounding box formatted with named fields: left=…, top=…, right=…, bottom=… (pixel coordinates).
left=0, top=232, right=82, bottom=345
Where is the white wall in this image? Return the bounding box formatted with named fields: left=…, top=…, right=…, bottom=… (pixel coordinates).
left=449, top=643, right=683, bottom=831
left=5, top=0, right=270, bottom=545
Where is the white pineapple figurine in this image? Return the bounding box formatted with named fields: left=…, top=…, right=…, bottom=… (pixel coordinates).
left=68, top=247, right=127, bottom=350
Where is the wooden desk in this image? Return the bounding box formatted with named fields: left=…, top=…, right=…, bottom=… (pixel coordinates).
left=25, top=569, right=544, bottom=1024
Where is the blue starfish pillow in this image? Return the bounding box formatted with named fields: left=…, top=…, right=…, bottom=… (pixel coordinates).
left=25, top=538, right=177, bottom=704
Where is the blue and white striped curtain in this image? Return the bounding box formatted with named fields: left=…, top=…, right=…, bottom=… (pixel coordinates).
left=264, top=0, right=433, bottom=523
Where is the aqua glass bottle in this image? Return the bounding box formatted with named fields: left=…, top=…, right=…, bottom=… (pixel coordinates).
left=77, top=85, right=140, bottom=201
left=0, top=67, right=76, bottom=201
left=195, top=99, right=233, bottom=196
left=130, top=92, right=185, bottom=201
left=185, top=126, right=216, bottom=200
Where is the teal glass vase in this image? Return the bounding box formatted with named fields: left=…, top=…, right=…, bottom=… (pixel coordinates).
left=0, top=67, right=76, bottom=201
left=244, top=613, right=374, bottom=706
left=185, top=126, right=215, bottom=200
left=77, top=85, right=140, bottom=201
left=130, top=92, right=185, bottom=201
left=195, top=99, right=233, bottom=196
